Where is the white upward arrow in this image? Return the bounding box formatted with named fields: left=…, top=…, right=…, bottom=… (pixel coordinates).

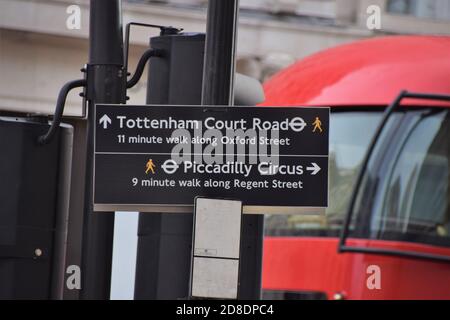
left=99, top=114, right=112, bottom=129
left=306, top=162, right=321, bottom=175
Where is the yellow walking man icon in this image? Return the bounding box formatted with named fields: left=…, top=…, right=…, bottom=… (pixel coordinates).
left=145, top=159, right=156, bottom=174
left=312, top=117, right=323, bottom=133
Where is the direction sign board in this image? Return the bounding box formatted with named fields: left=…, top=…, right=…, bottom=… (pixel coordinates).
left=93, top=105, right=329, bottom=214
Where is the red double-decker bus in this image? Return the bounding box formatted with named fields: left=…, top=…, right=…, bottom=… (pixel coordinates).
left=261, top=36, right=450, bottom=300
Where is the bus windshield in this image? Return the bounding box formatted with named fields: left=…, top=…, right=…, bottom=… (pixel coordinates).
left=265, top=110, right=383, bottom=236
left=266, top=109, right=450, bottom=248
left=355, top=108, right=450, bottom=247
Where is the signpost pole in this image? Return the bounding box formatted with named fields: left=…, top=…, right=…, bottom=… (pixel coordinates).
left=201, top=0, right=239, bottom=106
left=201, top=0, right=263, bottom=300
left=80, top=0, right=126, bottom=300
left=134, top=34, right=206, bottom=299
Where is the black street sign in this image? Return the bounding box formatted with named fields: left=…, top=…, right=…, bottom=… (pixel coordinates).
left=93, top=105, right=329, bottom=213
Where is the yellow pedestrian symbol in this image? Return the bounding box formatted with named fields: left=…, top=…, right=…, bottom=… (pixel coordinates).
left=312, top=117, right=323, bottom=133
left=145, top=159, right=156, bottom=174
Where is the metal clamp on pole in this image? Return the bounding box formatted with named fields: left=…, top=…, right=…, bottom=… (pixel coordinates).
left=124, top=22, right=182, bottom=89
left=126, top=49, right=163, bottom=89
left=37, top=79, right=86, bottom=145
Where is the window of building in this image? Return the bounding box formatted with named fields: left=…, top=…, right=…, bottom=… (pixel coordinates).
left=387, top=0, right=450, bottom=21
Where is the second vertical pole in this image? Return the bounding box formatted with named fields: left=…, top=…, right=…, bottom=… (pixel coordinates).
left=201, top=0, right=263, bottom=300
left=201, top=0, right=239, bottom=106
left=80, top=0, right=126, bottom=300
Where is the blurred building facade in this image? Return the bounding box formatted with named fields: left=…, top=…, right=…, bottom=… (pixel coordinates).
left=1, top=0, right=450, bottom=116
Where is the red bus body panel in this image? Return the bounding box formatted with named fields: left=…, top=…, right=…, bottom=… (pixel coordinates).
left=261, top=36, right=450, bottom=299
left=261, top=36, right=450, bottom=107
left=263, top=238, right=450, bottom=300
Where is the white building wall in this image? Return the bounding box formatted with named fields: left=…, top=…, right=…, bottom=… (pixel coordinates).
left=1, top=0, right=450, bottom=115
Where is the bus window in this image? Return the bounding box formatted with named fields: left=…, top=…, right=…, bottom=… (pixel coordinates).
left=366, top=109, right=450, bottom=247
left=265, top=110, right=386, bottom=236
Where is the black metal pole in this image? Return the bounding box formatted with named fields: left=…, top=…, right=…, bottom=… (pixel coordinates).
left=202, top=0, right=239, bottom=105
left=134, top=33, right=206, bottom=300
left=201, top=0, right=263, bottom=300
left=80, top=0, right=126, bottom=300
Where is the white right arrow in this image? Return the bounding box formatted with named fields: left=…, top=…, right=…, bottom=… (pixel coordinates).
left=99, top=114, right=112, bottom=129
left=306, top=162, right=321, bottom=175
